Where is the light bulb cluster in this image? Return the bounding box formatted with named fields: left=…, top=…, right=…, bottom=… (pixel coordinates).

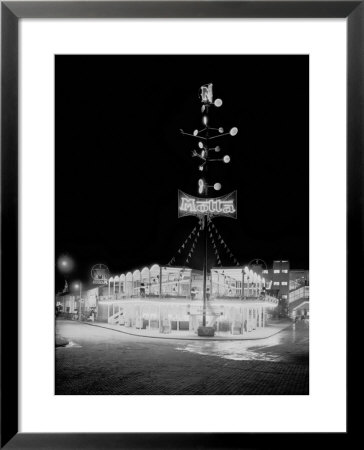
left=198, top=179, right=222, bottom=195
left=181, top=83, right=237, bottom=196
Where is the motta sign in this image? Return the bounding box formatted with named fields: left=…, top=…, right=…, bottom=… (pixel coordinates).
left=178, top=190, right=237, bottom=218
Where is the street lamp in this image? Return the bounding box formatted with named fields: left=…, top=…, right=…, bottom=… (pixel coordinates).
left=74, top=282, right=82, bottom=322
left=57, top=254, right=74, bottom=274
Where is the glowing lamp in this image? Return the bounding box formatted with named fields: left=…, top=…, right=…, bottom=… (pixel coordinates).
left=198, top=179, right=205, bottom=194
left=214, top=183, right=222, bottom=191
left=218, top=127, right=224, bottom=133
left=230, top=127, right=238, bottom=136
left=223, top=155, right=230, bottom=163
left=214, top=98, right=223, bottom=107
left=201, top=105, right=205, bottom=113
left=198, top=142, right=204, bottom=149
left=215, top=146, right=221, bottom=152
left=57, top=254, right=74, bottom=274
left=202, top=116, right=208, bottom=126
left=199, top=165, right=204, bottom=171
left=193, top=129, right=198, bottom=136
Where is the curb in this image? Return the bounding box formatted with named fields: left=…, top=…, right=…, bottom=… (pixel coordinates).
left=82, top=321, right=292, bottom=342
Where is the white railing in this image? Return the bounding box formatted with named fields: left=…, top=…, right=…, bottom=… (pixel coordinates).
left=289, top=286, right=309, bottom=303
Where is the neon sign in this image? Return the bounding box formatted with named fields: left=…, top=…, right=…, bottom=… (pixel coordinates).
left=178, top=190, right=237, bottom=219
left=91, top=264, right=110, bottom=285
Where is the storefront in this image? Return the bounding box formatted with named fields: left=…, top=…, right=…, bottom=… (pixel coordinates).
left=97, top=297, right=278, bottom=336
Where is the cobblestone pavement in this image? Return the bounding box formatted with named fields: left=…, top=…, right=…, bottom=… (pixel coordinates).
left=55, top=320, right=309, bottom=395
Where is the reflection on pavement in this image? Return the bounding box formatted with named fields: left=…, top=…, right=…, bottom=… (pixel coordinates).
left=175, top=327, right=309, bottom=362
left=56, top=340, right=82, bottom=349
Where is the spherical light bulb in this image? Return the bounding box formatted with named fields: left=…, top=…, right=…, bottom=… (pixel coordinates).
left=201, top=105, right=205, bottom=113
left=193, top=129, right=198, bottom=136
left=214, top=98, right=223, bottom=107
left=215, top=146, right=221, bottom=152
left=218, top=127, right=224, bottom=133
left=214, top=183, right=222, bottom=191
left=230, top=127, right=238, bottom=136
left=199, top=165, right=204, bottom=171
left=223, top=155, right=230, bottom=163
left=198, top=142, right=204, bottom=149
left=202, top=116, right=208, bottom=126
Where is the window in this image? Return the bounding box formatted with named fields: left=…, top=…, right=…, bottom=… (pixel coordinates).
left=282, top=295, right=287, bottom=299
left=274, top=270, right=280, bottom=274
left=273, top=281, right=280, bottom=286
left=282, top=269, right=288, bottom=273
left=263, top=270, right=268, bottom=274
left=281, top=281, right=288, bottom=285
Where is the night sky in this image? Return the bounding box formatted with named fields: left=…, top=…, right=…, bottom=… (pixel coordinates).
left=55, top=55, right=309, bottom=290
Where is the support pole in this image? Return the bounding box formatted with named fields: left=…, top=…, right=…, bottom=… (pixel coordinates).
left=202, top=214, right=208, bottom=327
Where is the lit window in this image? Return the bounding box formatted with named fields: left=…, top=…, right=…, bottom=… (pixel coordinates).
left=274, top=270, right=280, bottom=274
left=263, top=270, right=268, bottom=274
left=282, top=270, right=288, bottom=273
left=282, top=295, right=287, bottom=299
left=273, top=282, right=280, bottom=286
left=281, top=281, right=287, bottom=285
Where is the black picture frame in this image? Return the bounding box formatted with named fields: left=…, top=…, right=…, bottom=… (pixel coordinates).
left=1, top=1, right=356, bottom=448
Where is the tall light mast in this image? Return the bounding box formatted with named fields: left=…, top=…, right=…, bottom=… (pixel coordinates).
left=180, top=83, right=238, bottom=334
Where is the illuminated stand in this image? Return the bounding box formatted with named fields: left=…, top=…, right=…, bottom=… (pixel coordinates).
left=179, top=83, right=238, bottom=336
left=86, top=85, right=280, bottom=337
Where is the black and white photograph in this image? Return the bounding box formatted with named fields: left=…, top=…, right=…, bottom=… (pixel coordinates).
left=55, top=55, right=309, bottom=395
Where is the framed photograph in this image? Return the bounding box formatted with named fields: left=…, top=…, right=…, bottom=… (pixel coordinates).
left=1, top=1, right=355, bottom=448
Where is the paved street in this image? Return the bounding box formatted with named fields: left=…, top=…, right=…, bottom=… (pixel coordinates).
left=55, top=319, right=309, bottom=395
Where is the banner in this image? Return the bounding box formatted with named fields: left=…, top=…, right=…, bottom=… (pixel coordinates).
left=178, top=190, right=237, bottom=219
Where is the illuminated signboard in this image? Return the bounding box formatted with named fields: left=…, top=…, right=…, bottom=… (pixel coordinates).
left=91, top=264, right=110, bottom=285
left=178, top=190, right=237, bottom=219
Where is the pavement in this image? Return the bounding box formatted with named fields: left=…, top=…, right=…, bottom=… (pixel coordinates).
left=55, top=319, right=309, bottom=395
left=84, top=319, right=291, bottom=340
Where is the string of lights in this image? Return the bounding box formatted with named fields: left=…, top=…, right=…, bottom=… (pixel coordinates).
left=167, top=223, right=201, bottom=266
left=209, top=220, right=241, bottom=266
left=207, top=222, right=222, bottom=267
